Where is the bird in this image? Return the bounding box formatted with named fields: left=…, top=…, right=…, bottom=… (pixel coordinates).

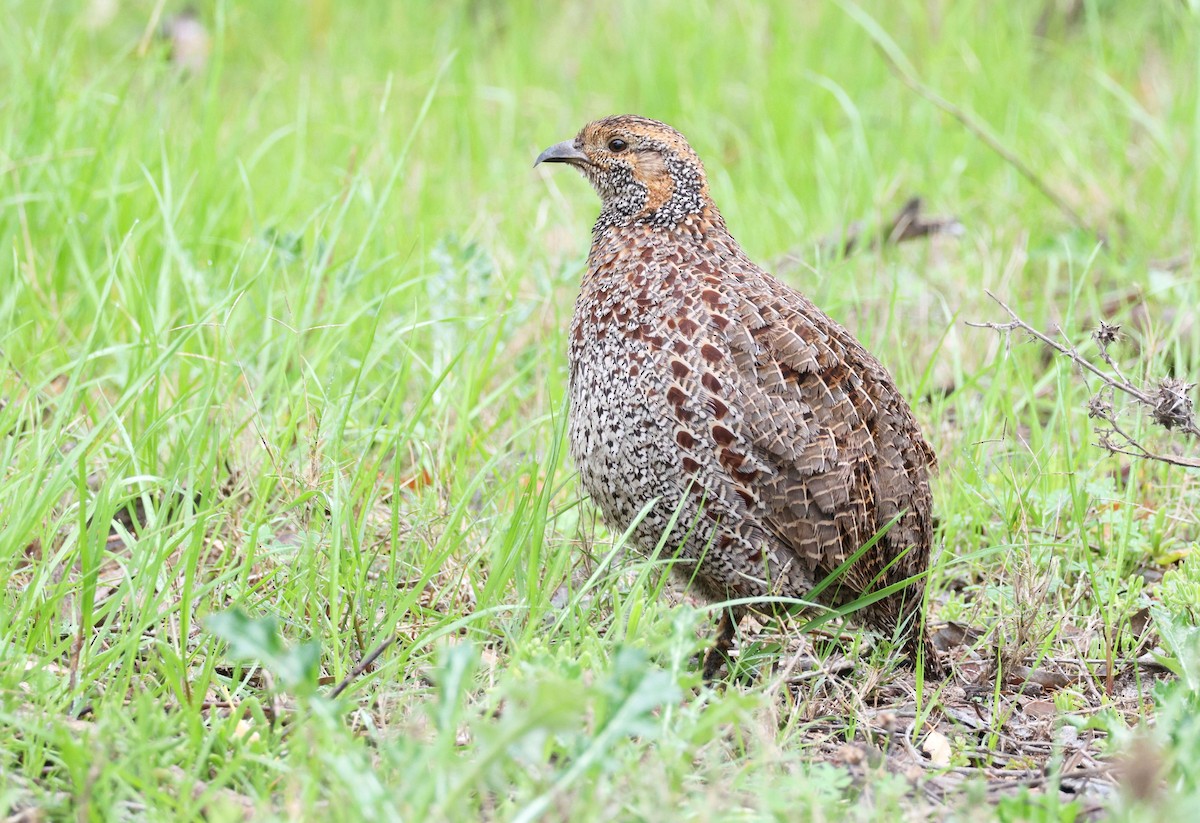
left=535, top=115, right=937, bottom=679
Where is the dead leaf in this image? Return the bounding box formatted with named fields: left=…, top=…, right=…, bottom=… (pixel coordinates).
left=834, top=743, right=867, bottom=766
left=1129, top=606, right=1152, bottom=638
left=931, top=621, right=985, bottom=653
left=922, top=729, right=953, bottom=768
left=1022, top=698, right=1058, bottom=718
left=399, top=468, right=433, bottom=491
left=818, top=196, right=964, bottom=258
left=1008, top=665, right=1072, bottom=691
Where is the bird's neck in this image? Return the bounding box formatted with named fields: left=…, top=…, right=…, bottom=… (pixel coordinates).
left=591, top=201, right=730, bottom=247
left=583, top=204, right=750, bottom=306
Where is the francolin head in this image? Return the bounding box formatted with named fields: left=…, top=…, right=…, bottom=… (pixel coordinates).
left=536, top=115, right=937, bottom=678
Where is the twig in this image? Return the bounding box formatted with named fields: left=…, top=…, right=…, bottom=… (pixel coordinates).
left=1097, top=427, right=1200, bottom=470
left=328, top=634, right=400, bottom=699
left=966, top=291, right=1156, bottom=406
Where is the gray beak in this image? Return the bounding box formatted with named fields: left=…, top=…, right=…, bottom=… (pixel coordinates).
left=534, top=140, right=590, bottom=168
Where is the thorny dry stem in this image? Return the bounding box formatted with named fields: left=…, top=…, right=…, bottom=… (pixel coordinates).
left=967, top=290, right=1200, bottom=470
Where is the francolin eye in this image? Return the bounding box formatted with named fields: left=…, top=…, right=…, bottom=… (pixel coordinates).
left=607, top=138, right=628, bottom=153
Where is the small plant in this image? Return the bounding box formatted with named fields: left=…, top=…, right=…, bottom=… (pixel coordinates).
left=207, top=608, right=322, bottom=697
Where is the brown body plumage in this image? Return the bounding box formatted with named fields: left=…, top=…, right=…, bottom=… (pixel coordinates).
left=536, top=115, right=937, bottom=675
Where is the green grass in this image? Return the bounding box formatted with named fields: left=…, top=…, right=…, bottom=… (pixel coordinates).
left=3, top=0, right=1200, bottom=819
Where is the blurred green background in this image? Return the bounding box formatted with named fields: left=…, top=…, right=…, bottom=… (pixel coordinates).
left=3, top=1, right=1200, bottom=819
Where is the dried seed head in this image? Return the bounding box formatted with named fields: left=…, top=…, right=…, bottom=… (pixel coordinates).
left=1093, top=321, right=1121, bottom=349
left=1151, top=377, right=1196, bottom=431
left=1096, top=428, right=1119, bottom=453
left=1087, top=392, right=1113, bottom=420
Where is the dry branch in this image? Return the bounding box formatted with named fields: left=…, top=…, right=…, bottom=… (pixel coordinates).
left=968, top=290, right=1200, bottom=469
